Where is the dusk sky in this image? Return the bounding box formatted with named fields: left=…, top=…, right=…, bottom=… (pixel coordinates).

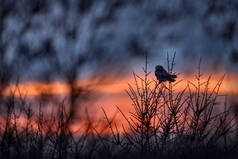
left=1, top=0, right=238, bottom=121
left=2, top=1, right=238, bottom=158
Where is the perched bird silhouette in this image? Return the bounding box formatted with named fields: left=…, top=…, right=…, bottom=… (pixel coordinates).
left=155, top=65, right=177, bottom=83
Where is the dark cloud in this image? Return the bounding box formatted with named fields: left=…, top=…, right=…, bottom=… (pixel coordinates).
left=1, top=0, right=238, bottom=84
left=230, top=50, right=238, bottom=64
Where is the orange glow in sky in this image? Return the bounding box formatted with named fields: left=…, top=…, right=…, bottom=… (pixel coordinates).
left=1, top=72, right=238, bottom=134
left=3, top=72, right=238, bottom=97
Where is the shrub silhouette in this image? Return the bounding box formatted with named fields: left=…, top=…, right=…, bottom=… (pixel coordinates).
left=0, top=54, right=237, bottom=159
left=103, top=53, right=238, bottom=158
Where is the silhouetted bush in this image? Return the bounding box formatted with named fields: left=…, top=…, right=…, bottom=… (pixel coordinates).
left=103, top=54, right=238, bottom=159
left=0, top=54, right=237, bottom=159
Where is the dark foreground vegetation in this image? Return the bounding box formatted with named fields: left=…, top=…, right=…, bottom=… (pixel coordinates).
left=1, top=0, right=238, bottom=158
left=0, top=55, right=237, bottom=159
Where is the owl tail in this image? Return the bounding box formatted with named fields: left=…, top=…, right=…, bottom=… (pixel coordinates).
left=169, top=74, right=177, bottom=82
left=171, top=74, right=177, bottom=78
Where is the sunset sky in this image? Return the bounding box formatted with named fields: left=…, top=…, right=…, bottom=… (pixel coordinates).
left=1, top=0, right=238, bottom=131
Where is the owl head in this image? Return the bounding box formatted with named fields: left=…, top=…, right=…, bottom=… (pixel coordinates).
left=155, top=65, right=164, bottom=71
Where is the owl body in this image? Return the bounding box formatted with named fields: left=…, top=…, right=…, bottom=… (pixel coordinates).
left=155, top=65, right=177, bottom=83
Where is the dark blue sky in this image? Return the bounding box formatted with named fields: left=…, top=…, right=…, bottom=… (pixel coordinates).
left=1, top=0, right=238, bottom=83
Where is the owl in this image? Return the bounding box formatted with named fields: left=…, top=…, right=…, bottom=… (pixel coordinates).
left=155, top=65, right=177, bottom=83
